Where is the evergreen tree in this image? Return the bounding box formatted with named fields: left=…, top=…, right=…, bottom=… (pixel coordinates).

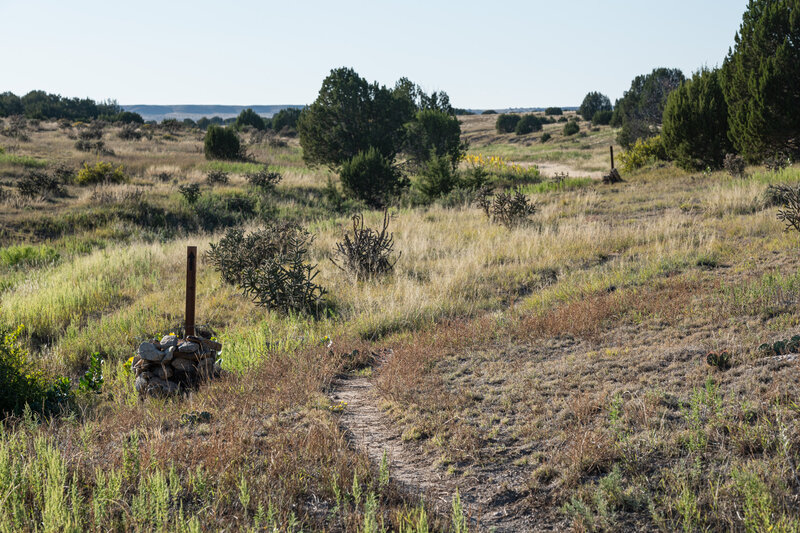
left=662, top=68, right=732, bottom=170
left=403, top=109, right=465, bottom=169
left=234, top=108, right=266, bottom=131
left=578, top=92, right=611, bottom=121
left=613, top=68, right=685, bottom=147
left=720, top=0, right=800, bottom=161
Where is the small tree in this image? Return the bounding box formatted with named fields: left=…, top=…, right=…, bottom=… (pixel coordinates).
left=544, top=107, right=563, bottom=116
left=404, top=109, right=465, bottom=169
left=578, top=92, right=612, bottom=121
left=662, top=68, right=732, bottom=170
left=563, top=121, right=580, bottom=136
left=417, top=154, right=459, bottom=200
left=271, top=108, right=302, bottom=132
left=592, top=110, right=613, bottom=125
left=339, top=147, right=406, bottom=207
left=613, top=68, right=685, bottom=147
left=495, top=114, right=521, bottom=133
left=204, top=125, right=242, bottom=160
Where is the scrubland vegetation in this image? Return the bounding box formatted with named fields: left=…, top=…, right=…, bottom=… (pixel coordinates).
left=1, top=1, right=799, bottom=531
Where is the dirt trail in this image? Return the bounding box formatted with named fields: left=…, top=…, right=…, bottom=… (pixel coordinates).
left=330, top=369, right=543, bottom=532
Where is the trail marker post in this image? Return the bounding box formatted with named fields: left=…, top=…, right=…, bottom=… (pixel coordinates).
left=185, top=246, right=197, bottom=337
left=610, top=145, right=615, bottom=170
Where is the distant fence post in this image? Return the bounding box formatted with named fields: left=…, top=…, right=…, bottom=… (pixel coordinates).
left=185, top=246, right=197, bottom=337
left=610, top=146, right=615, bottom=170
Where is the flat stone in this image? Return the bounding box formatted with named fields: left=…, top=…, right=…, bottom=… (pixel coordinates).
left=153, top=364, right=173, bottom=380
left=171, top=357, right=197, bottom=372
left=160, top=335, right=179, bottom=349
left=138, top=342, right=165, bottom=362
left=163, top=346, right=175, bottom=363
left=147, top=376, right=179, bottom=396
left=178, top=341, right=199, bottom=353
left=134, top=375, right=148, bottom=393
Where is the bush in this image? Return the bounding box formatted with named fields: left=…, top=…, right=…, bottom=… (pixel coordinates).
left=403, top=109, right=465, bottom=169
left=332, top=210, right=399, bottom=280
left=618, top=135, right=667, bottom=172
left=417, top=154, right=460, bottom=200
left=206, top=224, right=327, bottom=315
left=206, top=170, right=229, bottom=186
left=75, top=161, right=126, bottom=185
left=245, top=168, right=282, bottom=191
left=1, top=326, right=71, bottom=416
left=545, top=107, right=563, bottom=116
left=515, top=114, right=543, bottom=135
left=541, top=132, right=552, bottom=143
left=724, top=153, right=746, bottom=178
left=339, top=147, right=406, bottom=207
left=117, top=124, right=142, bottom=140
left=563, top=121, right=580, bottom=136
left=270, top=108, right=302, bottom=132
left=204, top=125, right=242, bottom=160
left=481, top=110, right=497, bottom=115
left=592, top=110, right=613, bottom=125
left=495, top=114, right=521, bottom=133
left=479, top=188, right=537, bottom=228
left=17, top=169, right=66, bottom=201
left=178, top=183, right=201, bottom=204
left=234, top=108, right=266, bottom=131
left=662, top=68, right=732, bottom=170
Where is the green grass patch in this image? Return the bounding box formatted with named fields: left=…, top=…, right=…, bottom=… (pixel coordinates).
left=200, top=161, right=270, bottom=174
left=0, top=244, right=60, bottom=269
left=521, top=177, right=593, bottom=194
left=0, top=152, right=48, bottom=168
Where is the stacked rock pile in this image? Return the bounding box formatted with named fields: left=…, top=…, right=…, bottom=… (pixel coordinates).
left=133, top=334, right=222, bottom=397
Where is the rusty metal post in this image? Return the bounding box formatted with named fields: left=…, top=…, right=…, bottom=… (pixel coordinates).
left=185, top=246, right=197, bottom=337
left=610, top=145, right=615, bottom=170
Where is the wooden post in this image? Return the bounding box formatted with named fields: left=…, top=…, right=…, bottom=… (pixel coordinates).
left=610, top=145, right=615, bottom=170
left=185, top=246, right=197, bottom=337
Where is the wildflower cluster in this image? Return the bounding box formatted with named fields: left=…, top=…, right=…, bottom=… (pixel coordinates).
left=462, top=153, right=540, bottom=181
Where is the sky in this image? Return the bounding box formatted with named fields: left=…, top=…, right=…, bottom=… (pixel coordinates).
left=0, top=0, right=748, bottom=109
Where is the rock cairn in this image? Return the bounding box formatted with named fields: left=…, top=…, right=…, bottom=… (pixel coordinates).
left=133, top=334, right=222, bottom=397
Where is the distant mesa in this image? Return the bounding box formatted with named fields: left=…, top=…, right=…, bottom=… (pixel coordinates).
left=121, top=104, right=305, bottom=122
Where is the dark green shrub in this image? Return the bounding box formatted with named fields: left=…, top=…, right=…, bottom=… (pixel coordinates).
left=495, top=114, right=521, bottom=133
left=592, top=110, right=613, bottom=125
left=706, top=350, right=732, bottom=371
left=245, top=168, right=282, bottom=191
left=207, top=224, right=326, bottom=315
left=204, top=125, right=242, bottom=160
left=339, top=147, right=406, bottom=207
left=545, top=107, right=563, bottom=116
left=614, top=68, right=685, bottom=147
left=563, top=121, right=580, bottom=136
left=17, top=169, right=66, bottom=201
left=178, top=183, right=201, bottom=204
left=1, top=326, right=72, bottom=416
left=557, top=116, right=568, bottom=123
left=206, top=170, right=229, bottom=185
left=721, top=0, right=800, bottom=162
left=417, top=154, right=459, bottom=200
left=480, top=189, right=537, bottom=228
left=332, top=210, right=399, bottom=280
left=234, top=108, right=266, bottom=131
left=515, top=114, right=543, bottom=135
left=541, top=132, right=552, bottom=143
left=481, top=109, right=497, bottom=115
left=271, top=108, right=302, bottom=132
left=662, top=68, right=732, bottom=170
left=579, top=92, right=612, bottom=121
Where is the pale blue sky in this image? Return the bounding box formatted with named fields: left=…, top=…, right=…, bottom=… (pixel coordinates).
left=0, top=0, right=747, bottom=108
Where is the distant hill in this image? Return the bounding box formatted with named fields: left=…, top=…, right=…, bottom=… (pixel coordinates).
left=121, top=104, right=305, bottom=122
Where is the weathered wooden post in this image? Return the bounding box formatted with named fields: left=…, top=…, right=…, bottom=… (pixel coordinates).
left=610, top=145, right=615, bottom=170
left=185, top=246, right=197, bottom=337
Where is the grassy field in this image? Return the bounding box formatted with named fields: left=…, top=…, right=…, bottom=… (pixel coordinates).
left=1, top=115, right=800, bottom=531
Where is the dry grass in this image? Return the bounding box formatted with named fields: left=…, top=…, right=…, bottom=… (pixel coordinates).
left=2, top=119, right=800, bottom=530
